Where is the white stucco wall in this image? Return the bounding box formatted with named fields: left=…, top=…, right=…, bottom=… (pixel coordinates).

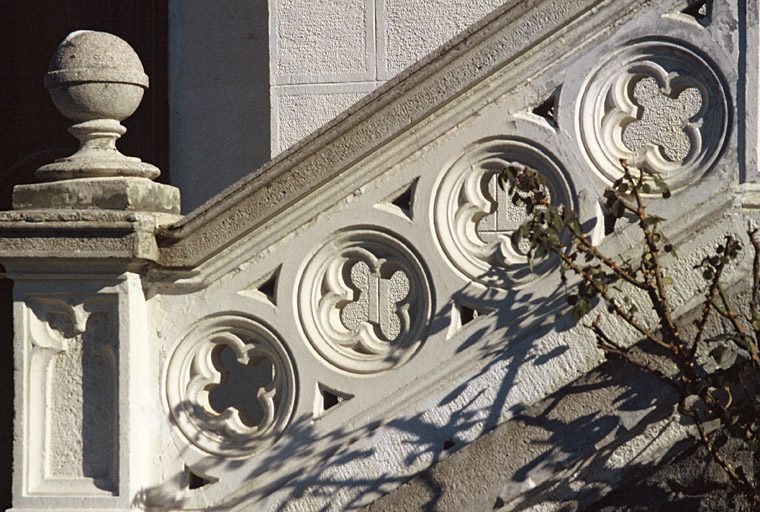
left=170, top=1, right=508, bottom=211
left=169, top=0, right=270, bottom=213
left=270, top=0, right=508, bottom=154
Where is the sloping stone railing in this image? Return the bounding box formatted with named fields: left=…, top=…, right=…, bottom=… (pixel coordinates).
left=2, top=1, right=759, bottom=510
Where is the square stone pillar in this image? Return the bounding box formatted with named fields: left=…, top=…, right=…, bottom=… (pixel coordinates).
left=0, top=31, right=181, bottom=511
left=5, top=261, right=155, bottom=511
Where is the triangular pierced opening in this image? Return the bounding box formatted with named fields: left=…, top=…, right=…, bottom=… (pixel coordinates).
left=316, top=384, right=353, bottom=416
left=323, top=390, right=340, bottom=410
left=451, top=301, right=492, bottom=335
left=388, top=178, right=418, bottom=218
left=186, top=465, right=216, bottom=490
left=682, top=0, right=709, bottom=21
left=257, top=269, right=279, bottom=305
left=531, top=87, right=560, bottom=128
left=240, top=266, right=281, bottom=305
left=460, top=305, right=479, bottom=326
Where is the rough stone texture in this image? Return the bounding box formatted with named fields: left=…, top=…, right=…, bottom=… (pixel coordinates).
left=48, top=308, right=116, bottom=491
left=273, top=0, right=372, bottom=81
left=267, top=0, right=514, bottom=158
left=363, top=358, right=684, bottom=512
left=275, top=88, right=372, bottom=153
left=12, top=178, right=180, bottom=214
left=380, top=0, right=507, bottom=78
left=586, top=439, right=758, bottom=512
left=44, top=31, right=148, bottom=120
left=164, top=0, right=597, bottom=266
left=40, top=31, right=161, bottom=182
left=620, top=77, right=702, bottom=163
left=4, top=1, right=759, bottom=511
left=0, top=210, right=171, bottom=262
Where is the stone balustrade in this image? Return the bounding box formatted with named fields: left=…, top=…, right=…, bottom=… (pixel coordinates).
left=1, top=1, right=759, bottom=510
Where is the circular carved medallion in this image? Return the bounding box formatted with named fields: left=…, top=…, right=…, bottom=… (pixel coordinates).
left=298, top=229, right=432, bottom=374
left=579, top=39, right=729, bottom=189
left=166, top=314, right=296, bottom=457
left=433, top=137, right=574, bottom=288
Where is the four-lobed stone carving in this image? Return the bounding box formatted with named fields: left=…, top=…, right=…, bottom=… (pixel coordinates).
left=433, top=137, right=575, bottom=288
left=298, top=229, right=432, bottom=374
left=579, top=39, right=728, bottom=190
left=166, top=314, right=296, bottom=457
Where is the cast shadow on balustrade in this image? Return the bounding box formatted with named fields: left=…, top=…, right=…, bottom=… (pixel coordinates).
left=131, top=248, right=695, bottom=512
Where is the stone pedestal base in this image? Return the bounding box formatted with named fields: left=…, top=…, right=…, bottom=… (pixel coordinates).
left=12, top=178, right=180, bottom=215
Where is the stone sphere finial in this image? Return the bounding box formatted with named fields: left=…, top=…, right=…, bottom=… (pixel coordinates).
left=36, top=31, right=160, bottom=181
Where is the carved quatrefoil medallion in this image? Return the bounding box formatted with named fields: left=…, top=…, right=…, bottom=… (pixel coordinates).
left=579, top=39, right=729, bottom=190
left=298, top=229, right=432, bottom=373
left=166, top=315, right=296, bottom=457
left=434, top=137, right=575, bottom=288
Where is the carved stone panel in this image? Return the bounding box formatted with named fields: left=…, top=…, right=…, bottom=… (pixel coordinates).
left=433, top=137, right=575, bottom=288
left=298, top=229, right=432, bottom=374
left=166, top=314, right=296, bottom=458
left=25, top=295, right=118, bottom=495
left=579, top=39, right=729, bottom=189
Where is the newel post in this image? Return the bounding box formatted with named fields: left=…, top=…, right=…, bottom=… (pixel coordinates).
left=0, top=32, right=180, bottom=511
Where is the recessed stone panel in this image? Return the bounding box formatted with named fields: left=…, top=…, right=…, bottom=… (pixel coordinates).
left=273, top=0, right=374, bottom=82
left=274, top=88, right=372, bottom=153
left=379, top=0, right=504, bottom=78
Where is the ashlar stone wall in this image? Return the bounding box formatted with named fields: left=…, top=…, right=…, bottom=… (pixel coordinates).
left=270, top=0, right=507, bottom=154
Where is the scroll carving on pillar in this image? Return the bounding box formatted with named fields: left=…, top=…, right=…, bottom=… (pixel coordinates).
left=25, top=296, right=118, bottom=495
left=433, top=138, right=575, bottom=288
left=298, top=229, right=433, bottom=374
left=579, top=39, right=729, bottom=190
left=166, top=314, right=296, bottom=457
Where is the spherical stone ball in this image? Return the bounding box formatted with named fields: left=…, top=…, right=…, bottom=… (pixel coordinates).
left=44, top=31, right=149, bottom=122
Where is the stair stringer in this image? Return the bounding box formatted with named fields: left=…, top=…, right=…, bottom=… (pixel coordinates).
left=141, top=0, right=748, bottom=510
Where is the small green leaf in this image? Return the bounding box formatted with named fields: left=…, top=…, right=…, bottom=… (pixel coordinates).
left=644, top=215, right=664, bottom=226
left=661, top=276, right=674, bottom=285
left=571, top=299, right=592, bottom=321
left=611, top=200, right=625, bottom=218
left=753, top=315, right=760, bottom=331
